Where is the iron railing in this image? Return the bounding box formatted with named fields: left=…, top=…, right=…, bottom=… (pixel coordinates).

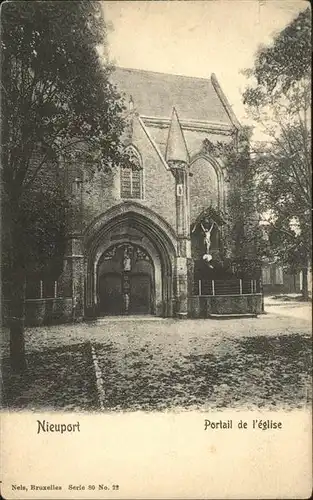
left=193, top=279, right=259, bottom=296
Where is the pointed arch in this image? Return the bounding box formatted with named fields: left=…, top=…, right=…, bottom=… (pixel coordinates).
left=84, top=202, right=177, bottom=318
left=124, top=144, right=142, bottom=168
left=189, top=153, right=225, bottom=220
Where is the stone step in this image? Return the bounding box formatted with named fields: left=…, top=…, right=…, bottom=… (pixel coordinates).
left=95, top=315, right=167, bottom=322
left=208, top=313, right=258, bottom=319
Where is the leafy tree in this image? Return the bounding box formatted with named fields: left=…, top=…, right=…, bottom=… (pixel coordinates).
left=243, top=8, right=311, bottom=97
left=1, top=1, right=126, bottom=372
left=242, top=7, right=311, bottom=299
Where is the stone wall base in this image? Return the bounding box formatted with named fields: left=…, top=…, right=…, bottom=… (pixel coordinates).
left=188, top=294, right=262, bottom=318
left=2, top=298, right=76, bottom=327
left=2, top=294, right=263, bottom=326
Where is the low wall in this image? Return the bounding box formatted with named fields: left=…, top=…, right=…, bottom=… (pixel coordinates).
left=2, top=298, right=74, bottom=327
left=2, top=294, right=263, bottom=325
left=188, top=294, right=262, bottom=318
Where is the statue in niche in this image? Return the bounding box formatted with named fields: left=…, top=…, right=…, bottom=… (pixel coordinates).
left=123, top=247, right=132, bottom=271
left=200, top=220, right=216, bottom=268
left=201, top=221, right=215, bottom=254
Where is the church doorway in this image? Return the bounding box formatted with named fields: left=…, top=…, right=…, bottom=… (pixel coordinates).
left=97, top=244, right=154, bottom=316
left=84, top=204, right=177, bottom=318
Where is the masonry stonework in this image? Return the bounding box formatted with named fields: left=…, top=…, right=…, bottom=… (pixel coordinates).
left=17, top=67, right=262, bottom=324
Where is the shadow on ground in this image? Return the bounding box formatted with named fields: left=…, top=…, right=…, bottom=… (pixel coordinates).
left=2, top=333, right=311, bottom=412
left=2, top=342, right=98, bottom=411
left=270, top=294, right=312, bottom=302
left=95, top=333, right=311, bottom=411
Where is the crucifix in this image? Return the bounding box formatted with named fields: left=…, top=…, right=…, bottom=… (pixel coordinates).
left=200, top=221, right=215, bottom=255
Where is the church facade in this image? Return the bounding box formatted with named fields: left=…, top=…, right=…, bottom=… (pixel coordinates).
left=58, top=67, right=262, bottom=322
left=14, top=67, right=263, bottom=325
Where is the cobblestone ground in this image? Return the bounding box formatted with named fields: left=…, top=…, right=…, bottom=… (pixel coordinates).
left=1, top=303, right=311, bottom=412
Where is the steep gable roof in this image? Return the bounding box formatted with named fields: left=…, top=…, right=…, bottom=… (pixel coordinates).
left=111, top=67, right=238, bottom=127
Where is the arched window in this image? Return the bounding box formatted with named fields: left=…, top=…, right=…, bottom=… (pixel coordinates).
left=189, top=155, right=222, bottom=222
left=120, top=146, right=143, bottom=199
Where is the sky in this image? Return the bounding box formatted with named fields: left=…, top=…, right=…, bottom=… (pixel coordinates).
left=101, top=0, right=308, bottom=126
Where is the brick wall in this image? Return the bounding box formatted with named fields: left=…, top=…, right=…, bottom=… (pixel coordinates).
left=80, top=118, right=233, bottom=238
left=81, top=117, right=177, bottom=232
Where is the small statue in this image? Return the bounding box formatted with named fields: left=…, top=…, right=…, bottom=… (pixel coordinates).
left=200, top=221, right=215, bottom=254
left=201, top=220, right=215, bottom=269
left=202, top=253, right=213, bottom=269
left=123, top=247, right=131, bottom=271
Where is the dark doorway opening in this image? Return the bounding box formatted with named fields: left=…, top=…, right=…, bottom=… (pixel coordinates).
left=130, top=273, right=151, bottom=314
left=99, top=272, right=152, bottom=315
left=99, top=273, right=123, bottom=315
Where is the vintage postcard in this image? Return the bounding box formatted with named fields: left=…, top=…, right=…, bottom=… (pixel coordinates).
left=1, top=0, right=312, bottom=498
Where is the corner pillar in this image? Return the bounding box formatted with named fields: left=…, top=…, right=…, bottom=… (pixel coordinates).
left=60, top=237, right=84, bottom=321
left=59, top=169, right=84, bottom=321
left=171, top=166, right=191, bottom=319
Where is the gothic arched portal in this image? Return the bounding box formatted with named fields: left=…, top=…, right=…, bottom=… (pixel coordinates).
left=84, top=203, right=177, bottom=318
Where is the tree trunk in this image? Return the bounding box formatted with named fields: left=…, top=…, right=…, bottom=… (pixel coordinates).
left=9, top=271, right=27, bottom=373
left=5, top=195, right=28, bottom=373
left=301, top=266, right=309, bottom=301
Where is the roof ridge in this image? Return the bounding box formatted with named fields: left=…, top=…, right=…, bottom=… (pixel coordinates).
left=211, top=73, right=241, bottom=130
left=114, top=66, right=213, bottom=82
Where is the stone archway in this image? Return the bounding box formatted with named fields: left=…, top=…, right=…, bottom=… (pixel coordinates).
left=84, top=203, right=177, bottom=318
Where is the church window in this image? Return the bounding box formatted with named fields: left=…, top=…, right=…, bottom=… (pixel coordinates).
left=121, top=167, right=132, bottom=198
left=120, top=146, right=143, bottom=199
